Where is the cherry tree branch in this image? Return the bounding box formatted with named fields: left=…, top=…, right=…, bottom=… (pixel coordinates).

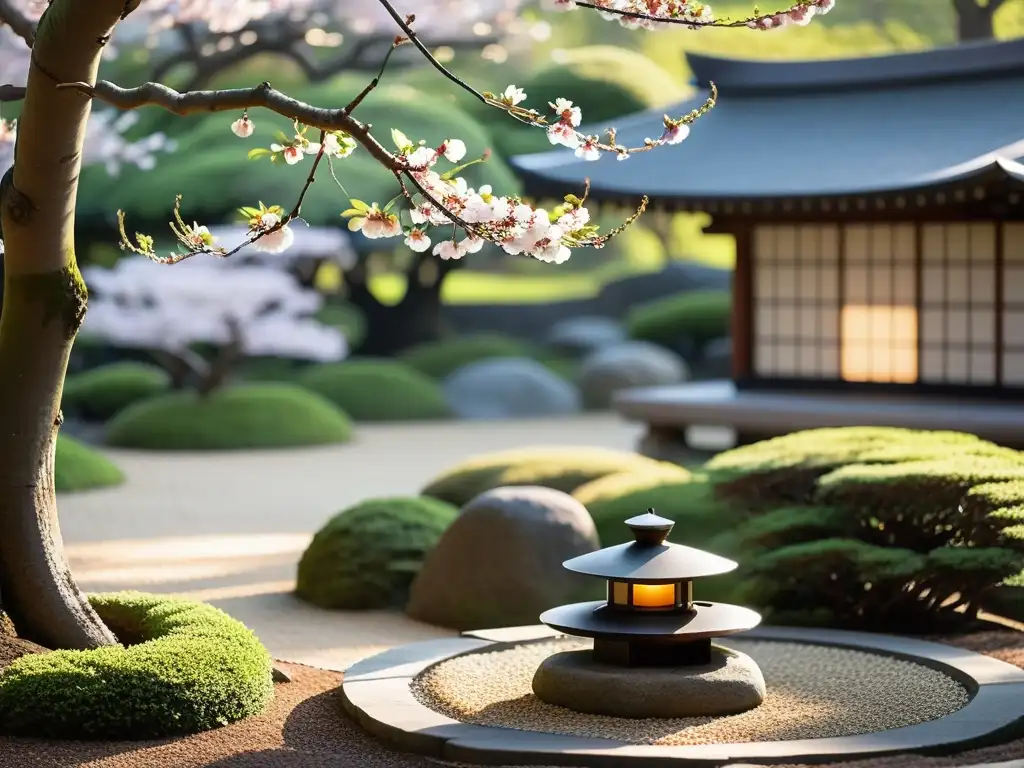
left=55, top=79, right=398, bottom=168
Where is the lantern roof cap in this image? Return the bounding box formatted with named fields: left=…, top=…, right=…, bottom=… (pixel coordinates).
left=562, top=512, right=737, bottom=581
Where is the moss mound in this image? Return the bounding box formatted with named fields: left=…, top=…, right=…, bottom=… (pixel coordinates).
left=399, top=334, right=543, bottom=380
left=54, top=435, right=125, bottom=492
left=296, top=496, right=458, bottom=610
left=62, top=362, right=172, bottom=421
left=421, top=446, right=669, bottom=507
left=297, top=360, right=452, bottom=422
left=105, top=384, right=353, bottom=450
left=626, top=290, right=732, bottom=349
left=0, top=592, right=273, bottom=739
left=702, top=428, right=1024, bottom=632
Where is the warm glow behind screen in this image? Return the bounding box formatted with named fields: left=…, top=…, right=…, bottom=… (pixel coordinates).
left=841, top=305, right=919, bottom=383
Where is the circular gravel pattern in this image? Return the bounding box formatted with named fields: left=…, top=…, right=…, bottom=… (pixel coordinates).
left=412, top=637, right=970, bottom=746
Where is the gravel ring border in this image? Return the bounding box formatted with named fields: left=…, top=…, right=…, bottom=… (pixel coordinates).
left=340, top=624, right=1024, bottom=767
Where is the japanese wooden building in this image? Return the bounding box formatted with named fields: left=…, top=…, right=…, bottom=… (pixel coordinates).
left=511, top=38, right=1024, bottom=449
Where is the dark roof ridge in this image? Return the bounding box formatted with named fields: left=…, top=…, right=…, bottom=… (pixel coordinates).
left=686, top=36, right=1024, bottom=95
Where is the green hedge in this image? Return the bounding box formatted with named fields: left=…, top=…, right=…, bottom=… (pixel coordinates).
left=421, top=446, right=670, bottom=508
left=105, top=384, right=353, bottom=450
left=62, top=362, right=171, bottom=421
left=626, top=290, right=732, bottom=349
left=296, top=497, right=458, bottom=610
left=54, top=435, right=124, bottom=492
left=0, top=592, right=273, bottom=739
left=297, top=360, right=452, bottom=422
left=702, top=428, right=1024, bottom=632
left=399, top=334, right=544, bottom=381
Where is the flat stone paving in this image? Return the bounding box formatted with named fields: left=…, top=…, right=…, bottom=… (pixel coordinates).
left=58, top=416, right=643, bottom=670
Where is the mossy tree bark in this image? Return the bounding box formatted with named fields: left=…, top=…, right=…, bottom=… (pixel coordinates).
left=0, top=0, right=130, bottom=649
left=953, top=0, right=1005, bottom=40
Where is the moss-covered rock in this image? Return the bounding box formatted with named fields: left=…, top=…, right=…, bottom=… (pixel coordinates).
left=62, top=362, right=171, bottom=421
left=399, top=334, right=543, bottom=381
left=421, top=446, right=669, bottom=508
left=297, top=360, right=452, bottom=422
left=295, top=496, right=458, bottom=610
left=54, top=435, right=125, bottom=492
left=626, top=290, right=731, bottom=351
left=105, top=384, right=353, bottom=450
left=0, top=592, right=272, bottom=739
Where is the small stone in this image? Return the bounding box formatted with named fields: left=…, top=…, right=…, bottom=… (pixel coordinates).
left=531, top=645, right=766, bottom=718
left=272, top=666, right=292, bottom=683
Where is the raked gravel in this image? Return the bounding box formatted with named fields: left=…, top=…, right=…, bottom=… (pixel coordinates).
left=412, top=637, right=969, bottom=746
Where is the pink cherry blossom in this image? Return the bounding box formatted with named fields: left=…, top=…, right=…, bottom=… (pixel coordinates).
left=405, top=228, right=431, bottom=253
left=575, top=137, right=601, bottom=161
left=282, top=146, right=304, bottom=165
left=502, top=85, right=527, bottom=106
left=660, top=123, right=690, bottom=145
left=440, top=139, right=467, bottom=163
left=433, top=240, right=462, bottom=260
left=551, top=98, right=582, bottom=128
left=231, top=116, right=254, bottom=138
left=547, top=122, right=580, bottom=149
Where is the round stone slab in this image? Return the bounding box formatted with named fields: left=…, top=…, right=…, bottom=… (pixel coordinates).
left=532, top=645, right=765, bottom=718
left=340, top=625, right=1024, bottom=767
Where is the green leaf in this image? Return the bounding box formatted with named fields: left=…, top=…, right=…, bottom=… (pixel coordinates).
left=391, top=128, right=412, bottom=152
left=348, top=199, right=371, bottom=213
left=340, top=208, right=364, bottom=218
left=440, top=156, right=487, bottom=181
left=247, top=148, right=272, bottom=160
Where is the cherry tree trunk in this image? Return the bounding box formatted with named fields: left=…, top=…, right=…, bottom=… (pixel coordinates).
left=954, top=0, right=1001, bottom=40
left=0, top=0, right=122, bottom=649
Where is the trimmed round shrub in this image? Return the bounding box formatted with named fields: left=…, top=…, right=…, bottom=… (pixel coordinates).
left=0, top=592, right=273, bottom=738
left=520, top=46, right=685, bottom=126
left=421, top=447, right=669, bottom=508
left=297, top=360, right=452, bottom=421
left=105, top=384, right=353, bottom=450
left=62, top=362, right=171, bottom=421
left=54, top=435, right=124, bottom=492
left=626, top=290, right=732, bottom=350
left=399, top=334, right=543, bottom=381
left=702, top=427, right=1024, bottom=632
left=296, top=496, right=458, bottom=610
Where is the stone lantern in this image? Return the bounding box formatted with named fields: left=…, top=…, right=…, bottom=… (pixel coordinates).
left=533, top=509, right=766, bottom=718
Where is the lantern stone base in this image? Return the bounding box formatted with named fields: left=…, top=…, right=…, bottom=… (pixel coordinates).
left=532, top=645, right=765, bottom=719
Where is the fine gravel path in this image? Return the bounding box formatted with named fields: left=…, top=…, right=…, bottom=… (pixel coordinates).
left=58, top=415, right=643, bottom=670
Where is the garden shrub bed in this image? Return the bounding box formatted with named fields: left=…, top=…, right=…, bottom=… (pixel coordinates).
left=105, top=383, right=353, bottom=450
left=296, top=496, right=458, bottom=610
left=626, top=290, right=731, bottom=350
left=420, top=446, right=670, bottom=508
left=62, top=362, right=171, bottom=422
left=0, top=592, right=273, bottom=739
left=54, top=435, right=124, bottom=492
left=700, top=427, right=1024, bottom=632
left=399, top=334, right=548, bottom=381
left=297, top=360, right=452, bottom=421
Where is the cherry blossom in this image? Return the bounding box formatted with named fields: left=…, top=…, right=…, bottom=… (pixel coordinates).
left=231, top=116, right=255, bottom=138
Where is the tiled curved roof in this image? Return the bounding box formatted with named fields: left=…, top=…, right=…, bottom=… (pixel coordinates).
left=511, top=38, right=1024, bottom=202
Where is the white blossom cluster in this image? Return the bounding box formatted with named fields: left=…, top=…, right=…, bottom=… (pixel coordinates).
left=80, top=256, right=348, bottom=362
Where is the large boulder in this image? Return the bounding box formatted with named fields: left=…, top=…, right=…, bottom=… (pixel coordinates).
left=578, top=341, right=689, bottom=410
left=442, top=357, right=582, bottom=419
left=545, top=316, right=627, bottom=357
left=405, top=486, right=600, bottom=630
